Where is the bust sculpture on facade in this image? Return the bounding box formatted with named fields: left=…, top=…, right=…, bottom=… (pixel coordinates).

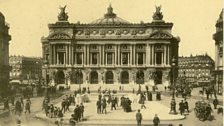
left=58, top=5, right=69, bottom=21
left=152, top=5, right=163, bottom=21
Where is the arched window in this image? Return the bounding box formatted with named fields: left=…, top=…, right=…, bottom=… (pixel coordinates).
left=136, top=70, right=144, bottom=84
left=105, top=71, right=114, bottom=84
left=121, top=71, right=129, bottom=84
left=90, top=71, right=98, bottom=84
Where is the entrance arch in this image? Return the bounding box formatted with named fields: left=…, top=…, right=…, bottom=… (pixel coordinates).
left=71, top=71, right=83, bottom=84
left=90, top=71, right=98, bottom=84
left=154, top=70, right=162, bottom=84
left=56, top=70, right=65, bottom=84
left=105, top=71, right=114, bottom=84
left=136, top=70, right=144, bottom=84
left=121, top=71, right=129, bottom=84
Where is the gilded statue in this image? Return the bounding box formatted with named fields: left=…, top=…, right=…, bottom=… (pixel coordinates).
left=58, top=5, right=69, bottom=21
left=152, top=5, right=163, bottom=20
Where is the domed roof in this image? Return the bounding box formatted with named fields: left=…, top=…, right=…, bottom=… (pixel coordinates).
left=90, top=4, right=130, bottom=25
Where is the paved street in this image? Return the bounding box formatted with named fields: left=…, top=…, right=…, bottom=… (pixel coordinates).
left=0, top=88, right=223, bottom=126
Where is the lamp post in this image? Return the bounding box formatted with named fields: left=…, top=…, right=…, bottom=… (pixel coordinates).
left=169, top=57, right=177, bottom=114
left=44, top=60, right=49, bottom=97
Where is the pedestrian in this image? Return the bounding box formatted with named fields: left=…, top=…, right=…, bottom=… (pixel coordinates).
left=74, top=105, right=81, bottom=121
left=15, top=100, right=22, bottom=116
left=65, top=98, right=70, bottom=112
left=184, top=99, right=189, bottom=112
left=50, top=104, right=54, bottom=118
left=54, top=106, right=58, bottom=117
left=179, top=100, right=184, bottom=115
left=206, top=89, right=210, bottom=99
left=96, top=99, right=101, bottom=114
left=61, top=99, right=66, bottom=113
left=69, top=114, right=76, bottom=126
left=58, top=107, right=63, bottom=118
left=136, top=109, right=142, bottom=126
left=213, top=98, right=219, bottom=109
left=153, top=114, right=160, bottom=126
left=3, top=97, right=9, bottom=110
left=24, top=99, right=31, bottom=114
left=101, top=97, right=107, bottom=114
left=80, top=103, right=84, bottom=120
left=111, top=97, right=116, bottom=110
left=11, top=96, right=15, bottom=106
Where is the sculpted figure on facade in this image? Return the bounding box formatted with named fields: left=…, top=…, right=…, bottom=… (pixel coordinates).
left=58, top=5, right=69, bottom=21
left=152, top=5, right=163, bottom=20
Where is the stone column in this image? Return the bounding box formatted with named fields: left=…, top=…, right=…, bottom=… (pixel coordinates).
left=115, top=45, right=117, bottom=65
left=118, top=45, right=120, bottom=65
left=83, top=45, right=86, bottom=65
left=167, top=45, right=170, bottom=65
left=82, top=53, right=84, bottom=65
left=105, top=52, right=107, bottom=65
left=49, top=44, right=52, bottom=65
left=99, top=45, right=101, bottom=66
left=130, top=45, right=132, bottom=65
left=148, top=44, right=151, bottom=65
left=56, top=52, right=59, bottom=64
left=102, top=45, right=105, bottom=65
left=152, top=45, right=154, bottom=65
left=162, top=52, right=164, bottom=65
left=164, top=45, right=167, bottom=65
left=128, top=53, right=130, bottom=65
left=65, top=45, right=68, bottom=65
left=133, top=45, right=136, bottom=65
left=71, top=44, right=73, bottom=65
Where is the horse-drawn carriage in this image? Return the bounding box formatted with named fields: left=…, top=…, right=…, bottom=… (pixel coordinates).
left=194, top=100, right=213, bottom=121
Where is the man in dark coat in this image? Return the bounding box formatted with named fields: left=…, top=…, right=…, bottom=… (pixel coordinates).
left=61, top=99, right=66, bottom=113
left=148, top=92, right=152, bottom=101
left=179, top=100, right=185, bottom=115
left=153, top=114, right=160, bottom=126
left=101, top=97, right=107, bottom=114
left=111, top=97, right=116, bottom=110
left=80, top=103, right=84, bottom=120
left=184, top=99, right=189, bottom=112
left=15, top=100, right=22, bottom=116
left=96, top=100, right=101, bottom=114
left=25, top=99, right=31, bottom=114
left=136, top=109, right=142, bottom=126
left=213, top=98, right=219, bottom=109
left=74, top=105, right=80, bottom=121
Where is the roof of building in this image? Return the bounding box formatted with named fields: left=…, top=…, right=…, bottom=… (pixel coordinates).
left=90, top=4, right=130, bottom=25
left=216, top=9, right=223, bottom=25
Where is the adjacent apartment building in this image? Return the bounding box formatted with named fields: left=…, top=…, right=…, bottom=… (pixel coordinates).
left=9, top=56, right=43, bottom=85
left=0, top=12, right=11, bottom=96
left=213, top=9, right=223, bottom=95
left=178, top=54, right=215, bottom=87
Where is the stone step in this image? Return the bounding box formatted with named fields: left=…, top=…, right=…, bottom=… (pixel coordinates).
left=77, top=121, right=172, bottom=126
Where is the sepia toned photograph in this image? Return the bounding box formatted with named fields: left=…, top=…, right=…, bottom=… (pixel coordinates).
left=0, top=0, right=223, bottom=126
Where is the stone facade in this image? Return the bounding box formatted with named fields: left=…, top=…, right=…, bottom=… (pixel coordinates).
left=213, top=9, right=223, bottom=95
left=41, top=5, right=180, bottom=90
left=178, top=55, right=215, bottom=87
left=0, top=12, right=11, bottom=96
left=9, top=56, right=43, bottom=84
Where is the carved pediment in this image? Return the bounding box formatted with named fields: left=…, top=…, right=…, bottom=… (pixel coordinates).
left=150, top=31, right=172, bottom=39
left=49, top=33, right=71, bottom=39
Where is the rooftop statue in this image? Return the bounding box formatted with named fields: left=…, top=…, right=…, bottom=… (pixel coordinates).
left=58, top=5, right=69, bottom=21
left=152, top=5, right=163, bottom=21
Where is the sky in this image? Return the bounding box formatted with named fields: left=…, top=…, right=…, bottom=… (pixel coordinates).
left=0, top=0, right=222, bottom=59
